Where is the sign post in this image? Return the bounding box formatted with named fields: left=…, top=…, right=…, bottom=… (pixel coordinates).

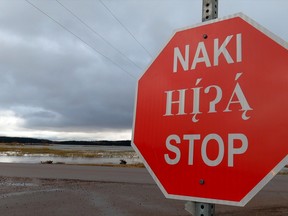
left=186, top=1, right=219, bottom=215
left=202, top=0, right=218, bottom=22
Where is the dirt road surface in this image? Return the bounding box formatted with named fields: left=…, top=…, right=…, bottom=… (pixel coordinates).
left=0, top=163, right=287, bottom=216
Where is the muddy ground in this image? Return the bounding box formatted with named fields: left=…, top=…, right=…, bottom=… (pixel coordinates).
left=0, top=164, right=287, bottom=216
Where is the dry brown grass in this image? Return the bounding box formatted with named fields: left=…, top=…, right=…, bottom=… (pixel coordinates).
left=0, top=144, right=135, bottom=158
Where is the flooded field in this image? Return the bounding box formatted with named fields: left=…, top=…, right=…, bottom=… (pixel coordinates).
left=0, top=144, right=142, bottom=165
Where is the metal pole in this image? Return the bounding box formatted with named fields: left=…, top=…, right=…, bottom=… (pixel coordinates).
left=202, top=0, right=218, bottom=22
left=195, top=202, right=215, bottom=216
left=185, top=1, right=218, bottom=216
left=185, top=201, right=216, bottom=216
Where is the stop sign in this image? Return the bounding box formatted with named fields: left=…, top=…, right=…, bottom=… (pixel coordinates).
left=132, top=13, right=288, bottom=206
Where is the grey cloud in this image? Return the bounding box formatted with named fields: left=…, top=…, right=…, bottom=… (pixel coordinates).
left=0, top=0, right=287, bottom=140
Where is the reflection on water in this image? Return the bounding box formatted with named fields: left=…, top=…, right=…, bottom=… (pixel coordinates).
left=48, top=144, right=134, bottom=151
left=0, top=145, right=141, bottom=165
left=12, top=144, right=134, bottom=151
left=0, top=155, right=140, bottom=164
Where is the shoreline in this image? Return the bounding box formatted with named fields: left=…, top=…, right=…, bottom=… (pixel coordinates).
left=0, top=143, right=141, bottom=165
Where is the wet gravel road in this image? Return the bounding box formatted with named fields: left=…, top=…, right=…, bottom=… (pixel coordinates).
left=0, top=163, right=287, bottom=216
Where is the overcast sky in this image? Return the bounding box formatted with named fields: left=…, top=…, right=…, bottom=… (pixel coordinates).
left=0, top=0, right=287, bottom=141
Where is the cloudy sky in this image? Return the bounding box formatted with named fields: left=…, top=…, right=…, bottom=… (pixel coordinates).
left=0, top=0, right=287, bottom=141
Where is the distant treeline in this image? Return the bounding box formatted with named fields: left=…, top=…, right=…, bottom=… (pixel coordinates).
left=0, top=136, right=131, bottom=146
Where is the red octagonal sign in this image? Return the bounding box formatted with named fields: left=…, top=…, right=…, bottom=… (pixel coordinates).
left=132, top=13, right=288, bottom=206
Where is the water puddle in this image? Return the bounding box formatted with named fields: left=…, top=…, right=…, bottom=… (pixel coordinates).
left=0, top=182, right=37, bottom=187
left=0, top=189, right=61, bottom=199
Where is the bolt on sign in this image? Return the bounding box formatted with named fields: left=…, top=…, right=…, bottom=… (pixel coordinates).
left=132, top=13, right=288, bottom=206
